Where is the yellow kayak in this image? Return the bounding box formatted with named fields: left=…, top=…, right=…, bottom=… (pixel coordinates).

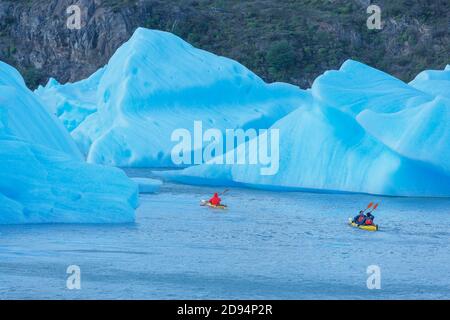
left=201, top=200, right=228, bottom=210
left=348, top=218, right=379, bottom=232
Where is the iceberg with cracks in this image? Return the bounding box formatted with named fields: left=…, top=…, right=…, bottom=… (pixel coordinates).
left=0, top=61, right=138, bottom=224
left=36, top=28, right=309, bottom=167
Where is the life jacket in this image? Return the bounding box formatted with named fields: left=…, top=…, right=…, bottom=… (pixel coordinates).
left=209, top=194, right=221, bottom=206
left=357, top=215, right=365, bottom=222
left=365, top=219, right=373, bottom=225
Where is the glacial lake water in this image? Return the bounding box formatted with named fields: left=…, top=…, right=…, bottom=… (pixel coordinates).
left=1, top=170, right=449, bottom=299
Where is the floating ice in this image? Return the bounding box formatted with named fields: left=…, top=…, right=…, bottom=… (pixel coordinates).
left=410, top=64, right=450, bottom=99
left=35, top=29, right=450, bottom=197
left=0, top=61, right=138, bottom=224
left=158, top=103, right=450, bottom=197
left=131, top=178, right=162, bottom=194
left=157, top=61, right=450, bottom=197
left=36, top=28, right=309, bottom=167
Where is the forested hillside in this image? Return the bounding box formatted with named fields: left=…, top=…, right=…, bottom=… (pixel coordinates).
left=0, top=0, right=448, bottom=88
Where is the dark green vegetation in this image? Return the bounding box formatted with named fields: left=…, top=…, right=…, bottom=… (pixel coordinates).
left=141, top=0, right=449, bottom=87
left=1, top=0, right=449, bottom=88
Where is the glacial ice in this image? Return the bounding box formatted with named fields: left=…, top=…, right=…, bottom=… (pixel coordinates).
left=158, top=104, right=450, bottom=197
left=313, top=61, right=450, bottom=175
left=157, top=61, right=450, bottom=197
left=35, top=67, right=105, bottom=132
left=311, top=60, right=434, bottom=116
left=36, top=28, right=309, bottom=167
left=409, top=65, right=450, bottom=99
left=131, top=178, right=162, bottom=194
left=0, top=61, right=138, bottom=224
left=34, top=29, right=450, bottom=197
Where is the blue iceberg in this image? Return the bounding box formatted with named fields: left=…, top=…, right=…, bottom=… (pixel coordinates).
left=35, top=68, right=105, bottom=133
left=312, top=60, right=450, bottom=175
left=0, top=61, right=138, bottom=224
left=159, top=103, right=450, bottom=197
left=36, top=28, right=309, bottom=167
left=158, top=61, right=450, bottom=197
left=311, top=60, right=434, bottom=115
left=131, top=178, right=163, bottom=194
left=35, top=29, right=450, bottom=197
left=409, top=64, right=450, bottom=99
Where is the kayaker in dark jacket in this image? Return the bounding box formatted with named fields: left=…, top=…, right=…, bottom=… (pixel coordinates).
left=353, top=211, right=366, bottom=225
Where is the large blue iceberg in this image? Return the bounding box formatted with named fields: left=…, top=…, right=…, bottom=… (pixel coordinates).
left=158, top=61, right=450, bottom=197
left=36, top=28, right=308, bottom=167
left=0, top=61, right=138, bottom=224
left=314, top=60, right=450, bottom=175
left=159, top=103, right=450, bottom=197
left=35, top=28, right=450, bottom=197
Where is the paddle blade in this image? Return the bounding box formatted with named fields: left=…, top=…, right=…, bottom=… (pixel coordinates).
left=373, top=203, right=379, bottom=210
left=367, top=202, right=374, bottom=209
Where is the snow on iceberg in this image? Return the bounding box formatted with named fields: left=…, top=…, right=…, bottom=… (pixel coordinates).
left=158, top=104, right=450, bottom=197
left=37, top=28, right=309, bottom=167
left=0, top=61, right=138, bottom=224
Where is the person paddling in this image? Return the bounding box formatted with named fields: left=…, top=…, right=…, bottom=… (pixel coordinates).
left=353, top=211, right=367, bottom=226
left=209, top=193, right=222, bottom=206
left=364, top=212, right=375, bottom=226
left=353, top=203, right=378, bottom=226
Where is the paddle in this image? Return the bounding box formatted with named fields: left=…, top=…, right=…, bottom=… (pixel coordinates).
left=368, top=203, right=379, bottom=214
left=352, top=202, right=374, bottom=223
left=361, top=202, right=374, bottom=214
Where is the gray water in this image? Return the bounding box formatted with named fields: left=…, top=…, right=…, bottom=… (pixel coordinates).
left=1, top=172, right=449, bottom=299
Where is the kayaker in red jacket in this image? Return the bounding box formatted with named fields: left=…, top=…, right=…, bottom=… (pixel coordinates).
left=209, top=193, right=222, bottom=206
left=365, top=212, right=375, bottom=225
left=353, top=211, right=366, bottom=225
